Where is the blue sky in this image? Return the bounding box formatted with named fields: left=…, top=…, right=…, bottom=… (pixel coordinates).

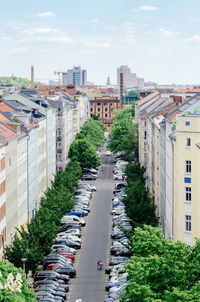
left=0, top=0, right=200, bottom=85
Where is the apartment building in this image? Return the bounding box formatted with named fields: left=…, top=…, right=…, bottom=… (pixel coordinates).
left=90, top=96, right=120, bottom=131
left=138, top=91, right=200, bottom=245
left=0, top=143, right=6, bottom=259
left=172, top=98, right=200, bottom=245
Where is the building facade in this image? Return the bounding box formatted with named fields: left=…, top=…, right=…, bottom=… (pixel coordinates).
left=90, top=96, right=120, bottom=131
left=0, top=144, right=6, bottom=259
left=117, top=65, right=144, bottom=89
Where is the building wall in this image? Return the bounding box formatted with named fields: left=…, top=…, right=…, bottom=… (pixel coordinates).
left=65, top=106, right=74, bottom=160
left=27, top=126, right=39, bottom=221
left=46, top=109, right=56, bottom=187
left=174, top=115, right=200, bottom=245
left=5, top=138, right=18, bottom=244
left=38, top=118, right=47, bottom=201
left=17, top=135, right=28, bottom=229
left=0, top=145, right=6, bottom=258
left=90, top=97, right=120, bottom=131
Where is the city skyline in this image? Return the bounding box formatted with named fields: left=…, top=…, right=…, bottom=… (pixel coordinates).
left=0, top=0, right=200, bottom=85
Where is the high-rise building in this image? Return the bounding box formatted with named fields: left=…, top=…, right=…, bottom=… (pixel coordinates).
left=117, top=65, right=144, bottom=89
left=62, top=66, right=87, bottom=86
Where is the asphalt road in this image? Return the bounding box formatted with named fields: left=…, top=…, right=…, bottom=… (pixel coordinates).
left=67, top=152, right=115, bottom=302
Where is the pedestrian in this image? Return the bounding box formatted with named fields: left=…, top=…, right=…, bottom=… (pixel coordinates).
left=97, top=260, right=100, bottom=270
left=99, top=260, right=103, bottom=270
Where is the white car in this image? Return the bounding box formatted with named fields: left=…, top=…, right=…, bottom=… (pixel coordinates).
left=64, top=229, right=81, bottom=237
left=51, top=245, right=76, bottom=254
left=111, top=207, right=125, bottom=215
left=113, top=174, right=125, bottom=180
left=105, top=150, right=112, bottom=156
left=56, top=234, right=82, bottom=243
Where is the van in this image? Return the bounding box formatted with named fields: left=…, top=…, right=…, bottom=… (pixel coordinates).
left=61, top=215, right=86, bottom=226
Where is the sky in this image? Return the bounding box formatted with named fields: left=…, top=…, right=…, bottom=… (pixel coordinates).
left=0, top=0, right=200, bottom=85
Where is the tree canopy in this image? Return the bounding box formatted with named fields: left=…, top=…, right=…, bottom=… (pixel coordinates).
left=0, top=76, right=42, bottom=88
left=69, top=138, right=100, bottom=168
left=5, top=161, right=81, bottom=273
left=120, top=225, right=200, bottom=302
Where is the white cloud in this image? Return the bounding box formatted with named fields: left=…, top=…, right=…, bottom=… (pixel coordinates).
left=90, top=18, right=98, bottom=23
left=22, top=27, right=65, bottom=36
left=159, top=28, right=176, bottom=37
left=132, top=6, right=158, bottom=12
left=37, top=12, right=56, bottom=18
left=35, top=36, right=71, bottom=43
left=10, top=47, right=28, bottom=54
left=87, top=41, right=112, bottom=48
left=182, top=36, right=200, bottom=42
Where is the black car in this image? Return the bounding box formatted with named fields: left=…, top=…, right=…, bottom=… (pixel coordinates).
left=34, top=279, right=69, bottom=289
left=54, top=266, right=76, bottom=278
left=55, top=239, right=81, bottom=249
left=34, top=271, right=68, bottom=284
left=115, top=248, right=132, bottom=257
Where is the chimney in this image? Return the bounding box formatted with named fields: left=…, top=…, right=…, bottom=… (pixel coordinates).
left=120, top=73, right=125, bottom=109
left=31, top=65, right=34, bottom=89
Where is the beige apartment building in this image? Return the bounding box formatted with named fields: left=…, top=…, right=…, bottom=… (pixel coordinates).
left=37, top=117, right=47, bottom=201
left=0, top=143, right=6, bottom=258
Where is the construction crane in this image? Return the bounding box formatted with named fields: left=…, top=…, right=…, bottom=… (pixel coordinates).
left=54, top=71, right=63, bottom=85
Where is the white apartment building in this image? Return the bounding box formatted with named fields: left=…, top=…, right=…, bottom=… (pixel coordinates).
left=117, top=65, right=144, bottom=89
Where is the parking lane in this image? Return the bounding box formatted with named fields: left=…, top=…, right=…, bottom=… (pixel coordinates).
left=67, top=154, right=115, bottom=302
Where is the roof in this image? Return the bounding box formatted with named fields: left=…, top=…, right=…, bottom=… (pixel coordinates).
left=0, top=102, right=14, bottom=112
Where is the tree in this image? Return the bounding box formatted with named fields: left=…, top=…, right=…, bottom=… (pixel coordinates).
left=69, top=138, right=100, bottom=168
left=108, top=108, right=133, bottom=154
left=121, top=123, right=138, bottom=161
left=120, top=226, right=200, bottom=302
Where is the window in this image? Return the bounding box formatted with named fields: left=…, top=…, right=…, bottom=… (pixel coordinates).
left=186, top=138, right=191, bottom=147
left=185, top=215, right=191, bottom=232
left=90, top=108, right=93, bottom=112
left=184, top=177, right=191, bottom=184
left=185, top=121, right=190, bottom=126
left=185, top=187, right=191, bottom=202
left=98, top=108, right=100, bottom=112
left=105, top=108, right=108, bottom=112
left=105, top=114, right=108, bottom=117
left=144, top=131, right=147, bottom=140
left=110, top=103, right=112, bottom=106
left=97, top=103, right=101, bottom=106
left=98, top=114, right=100, bottom=117
left=90, top=102, right=94, bottom=106
left=185, top=160, right=191, bottom=173
left=104, top=103, right=108, bottom=106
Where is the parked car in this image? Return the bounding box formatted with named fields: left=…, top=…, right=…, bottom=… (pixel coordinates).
left=81, top=174, right=97, bottom=181
left=111, top=207, right=125, bottom=215
left=54, top=266, right=76, bottom=278
left=55, top=239, right=81, bottom=249
left=113, top=174, right=125, bottom=181
left=61, top=215, right=86, bottom=227
left=83, top=168, right=98, bottom=174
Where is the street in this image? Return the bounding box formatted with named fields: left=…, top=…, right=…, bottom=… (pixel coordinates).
left=67, top=153, right=115, bottom=302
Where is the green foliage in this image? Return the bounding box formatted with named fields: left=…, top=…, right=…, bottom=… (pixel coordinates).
left=69, top=118, right=105, bottom=168
left=0, top=76, right=42, bottom=88
left=91, top=114, right=99, bottom=120
left=5, top=161, right=81, bottom=273
left=0, top=261, right=36, bottom=301
left=69, top=138, right=100, bottom=168
left=123, top=163, right=159, bottom=229
left=120, top=225, right=200, bottom=302
left=108, top=108, right=138, bottom=158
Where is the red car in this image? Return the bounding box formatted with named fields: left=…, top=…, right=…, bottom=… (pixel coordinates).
left=48, top=263, right=62, bottom=271
left=56, top=252, right=75, bottom=262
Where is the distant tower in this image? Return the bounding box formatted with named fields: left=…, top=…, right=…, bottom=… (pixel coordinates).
left=31, top=65, right=34, bottom=89
left=120, top=73, right=125, bottom=109
left=106, top=76, right=111, bottom=86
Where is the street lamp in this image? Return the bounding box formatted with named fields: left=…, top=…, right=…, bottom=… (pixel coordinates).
left=21, top=258, right=27, bottom=277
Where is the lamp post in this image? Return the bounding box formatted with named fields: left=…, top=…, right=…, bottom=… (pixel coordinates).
left=21, top=258, right=27, bottom=277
